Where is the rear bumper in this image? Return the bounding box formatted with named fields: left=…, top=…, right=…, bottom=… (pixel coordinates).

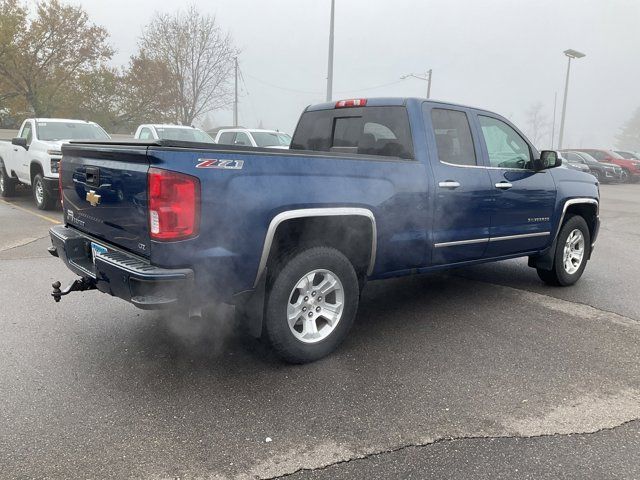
left=49, top=225, right=193, bottom=309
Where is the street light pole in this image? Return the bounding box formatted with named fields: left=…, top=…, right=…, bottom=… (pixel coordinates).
left=326, top=0, right=335, bottom=102
left=558, top=49, right=585, bottom=149
left=551, top=91, right=557, bottom=148
left=233, top=56, right=238, bottom=126
left=426, top=69, right=432, bottom=99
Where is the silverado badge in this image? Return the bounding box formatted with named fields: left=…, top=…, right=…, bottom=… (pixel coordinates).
left=86, top=190, right=101, bottom=207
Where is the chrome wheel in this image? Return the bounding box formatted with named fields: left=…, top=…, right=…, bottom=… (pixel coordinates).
left=0, top=170, right=5, bottom=194
left=287, top=269, right=344, bottom=344
left=35, top=178, right=44, bottom=205
left=563, top=229, right=585, bottom=275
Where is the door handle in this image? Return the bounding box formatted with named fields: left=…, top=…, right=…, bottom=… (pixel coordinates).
left=495, top=181, right=513, bottom=190
left=438, top=180, right=461, bottom=189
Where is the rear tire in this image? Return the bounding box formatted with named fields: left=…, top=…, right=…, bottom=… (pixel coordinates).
left=537, top=215, right=590, bottom=286
left=0, top=163, right=17, bottom=197
left=265, top=246, right=359, bottom=364
left=32, top=173, right=55, bottom=210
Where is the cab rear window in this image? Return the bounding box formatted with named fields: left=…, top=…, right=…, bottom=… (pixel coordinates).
left=291, top=106, right=414, bottom=160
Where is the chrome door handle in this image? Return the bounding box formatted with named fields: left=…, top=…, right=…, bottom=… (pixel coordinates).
left=438, top=180, right=461, bottom=189
left=495, top=181, right=513, bottom=190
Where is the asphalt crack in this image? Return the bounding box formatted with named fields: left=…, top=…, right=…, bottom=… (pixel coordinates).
left=266, top=419, right=640, bottom=479
left=0, top=235, right=48, bottom=253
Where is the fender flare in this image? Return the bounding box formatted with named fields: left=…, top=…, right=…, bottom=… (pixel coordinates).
left=529, top=197, right=599, bottom=271
left=253, top=207, right=377, bottom=288
left=235, top=208, right=377, bottom=338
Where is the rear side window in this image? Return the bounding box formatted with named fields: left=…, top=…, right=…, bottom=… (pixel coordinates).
left=217, top=132, right=236, bottom=145
left=291, top=106, right=414, bottom=159
left=430, top=108, right=477, bottom=166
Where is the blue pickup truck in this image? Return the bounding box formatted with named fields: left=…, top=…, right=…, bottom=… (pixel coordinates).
left=49, top=98, right=600, bottom=363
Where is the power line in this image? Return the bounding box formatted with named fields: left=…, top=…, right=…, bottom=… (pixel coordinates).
left=335, top=79, right=404, bottom=94
left=243, top=73, right=405, bottom=96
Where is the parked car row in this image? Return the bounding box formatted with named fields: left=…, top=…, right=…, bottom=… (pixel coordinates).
left=559, top=150, right=626, bottom=183
left=0, top=119, right=292, bottom=210
left=566, top=149, right=640, bottom=183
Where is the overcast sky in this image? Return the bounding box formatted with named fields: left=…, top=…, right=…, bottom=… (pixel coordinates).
left=55, top=0, right=640, bottom=147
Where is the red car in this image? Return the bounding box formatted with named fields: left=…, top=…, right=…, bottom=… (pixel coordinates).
left=571, top=149, right=640, bottom=183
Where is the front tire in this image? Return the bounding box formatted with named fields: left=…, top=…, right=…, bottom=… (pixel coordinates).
left=265, top=246, right=359, bottom=364
left=32, top=173, right=56, bottom=210
left=537, top=215, right=590, bottom=286
left=621, top=169, right=631, bottom=183
left=0, top=164, right=17, bottom=197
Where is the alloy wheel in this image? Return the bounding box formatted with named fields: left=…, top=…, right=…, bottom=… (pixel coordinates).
left=287, top=269, right=344, bottom=344
left=563, top=229, right=585, bottom=275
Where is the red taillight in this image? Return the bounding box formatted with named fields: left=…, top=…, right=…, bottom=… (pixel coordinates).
left=148, top=167, right=200, bottom=241
left=335, top=98, right=367, bottom=108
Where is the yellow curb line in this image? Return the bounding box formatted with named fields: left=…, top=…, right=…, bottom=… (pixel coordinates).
left=0, top=199, right=61, bottom=224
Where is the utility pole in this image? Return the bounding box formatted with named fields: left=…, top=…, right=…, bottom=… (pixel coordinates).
left=558, top=49, right=585, bottom=149
left=233, top=56, right=238, bottom=126
left=401, top=70, right=433, bottom=99
left=551, top=91, right=557, bottom=148
left=326, top=0, right=335, bottom=102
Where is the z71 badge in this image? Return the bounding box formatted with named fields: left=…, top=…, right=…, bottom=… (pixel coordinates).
left=196, top=159, right=244, bottom=170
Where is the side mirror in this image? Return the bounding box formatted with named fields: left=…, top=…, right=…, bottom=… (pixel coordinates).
left=11, top=137, right=28, bottom=149
left=536, top=150, right=561, bottom=170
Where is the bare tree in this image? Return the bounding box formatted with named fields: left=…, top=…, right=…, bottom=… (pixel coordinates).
left=139, top=6, right=237, bottom=125
left=524, top=102, right=550, bottom=148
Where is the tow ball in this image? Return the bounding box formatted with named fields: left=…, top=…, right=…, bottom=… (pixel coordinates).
left=51, top=278, right=97, bottom=302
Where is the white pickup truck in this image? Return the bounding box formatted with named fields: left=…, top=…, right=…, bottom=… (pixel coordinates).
left=133, top=124, right=215, bottom=143
left=0, top=118, right=110, bottom=209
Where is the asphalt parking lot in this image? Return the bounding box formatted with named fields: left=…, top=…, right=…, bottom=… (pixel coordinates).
left=1, top=184, right=639, bottom=479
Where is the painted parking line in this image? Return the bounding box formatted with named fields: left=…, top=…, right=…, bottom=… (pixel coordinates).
left=0, top=199, right=61, bottom=224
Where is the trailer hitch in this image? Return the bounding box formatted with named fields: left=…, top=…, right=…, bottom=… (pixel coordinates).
left=51, top=278, right=96, bottom=302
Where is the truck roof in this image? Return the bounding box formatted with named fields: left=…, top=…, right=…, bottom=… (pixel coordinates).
left=139, top=124, right=200, bottom=129
left=32, top=118, right=97, bottom=124
left=306, top=97, right=499, bottom=117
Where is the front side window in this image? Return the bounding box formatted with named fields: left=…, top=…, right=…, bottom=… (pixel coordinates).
left=478, top=116, right=532, bottom=169
left=20, top=122, right=33, bottom=145
left=566, top=152, right=584, bottom=163
left=430, top=108, right=477, bottom=166
left=585, top=150, right=605, bottom=161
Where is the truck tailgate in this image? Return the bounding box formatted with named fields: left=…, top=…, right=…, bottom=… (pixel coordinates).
left=61, top=144, right=150, bottom=257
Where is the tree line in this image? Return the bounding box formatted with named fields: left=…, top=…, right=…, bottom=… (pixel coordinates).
left=0, top=0, right=237, bottom=133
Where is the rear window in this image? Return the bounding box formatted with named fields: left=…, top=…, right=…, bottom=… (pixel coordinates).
left=291, top=106, right=414, bottom=159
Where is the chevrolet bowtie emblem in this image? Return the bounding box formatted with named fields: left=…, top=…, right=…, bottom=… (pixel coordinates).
left=86, top=190, right=101, bottom=206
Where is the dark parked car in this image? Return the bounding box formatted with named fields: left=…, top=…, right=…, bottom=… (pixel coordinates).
left=615, top=150, right=640, bottom=161
left=571, top=149, right=640, bottom=182
left=557, top=152, right=590, bottom=173
left=562, top=151, right=623, bottom=183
